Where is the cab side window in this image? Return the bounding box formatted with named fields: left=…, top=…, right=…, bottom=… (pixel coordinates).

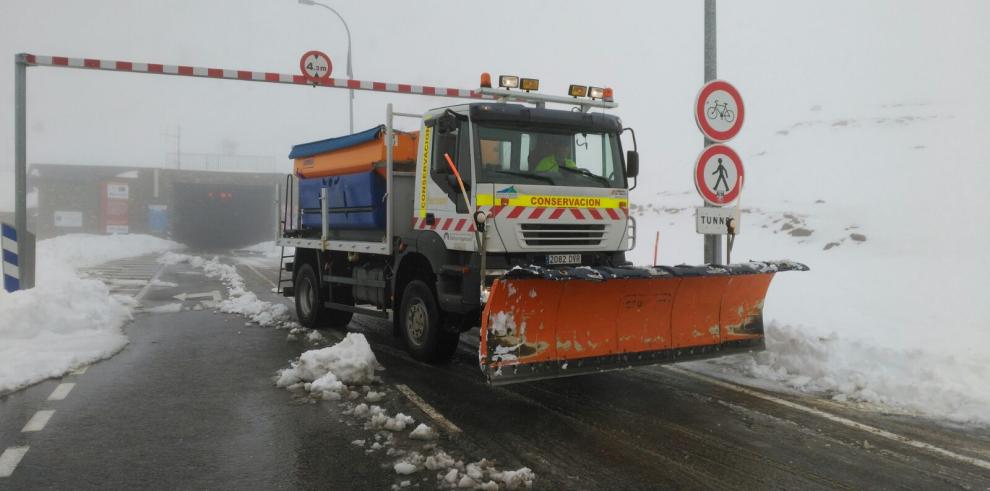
left=430, top=119, right=471, bottom=213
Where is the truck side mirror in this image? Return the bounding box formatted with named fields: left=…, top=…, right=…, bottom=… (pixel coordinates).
left=437, top=113, right=459, bottom=134
left=626, top=150, right=639, bottom=178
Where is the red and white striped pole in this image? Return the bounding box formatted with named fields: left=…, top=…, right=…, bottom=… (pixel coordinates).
left=22, top=53, right=486, bottom=100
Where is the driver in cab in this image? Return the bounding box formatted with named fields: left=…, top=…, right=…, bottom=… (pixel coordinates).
left=533, top=136, right=577, bottom=173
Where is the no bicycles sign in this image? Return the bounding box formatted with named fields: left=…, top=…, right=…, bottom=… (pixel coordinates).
left=695, top=80, right=744, bottom=142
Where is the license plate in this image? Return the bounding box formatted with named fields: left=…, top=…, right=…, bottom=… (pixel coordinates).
left=546, top=254, right=581, bottom=265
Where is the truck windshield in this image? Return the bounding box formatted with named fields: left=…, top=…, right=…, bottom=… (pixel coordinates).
left=476, top=125, right=625, bottom=188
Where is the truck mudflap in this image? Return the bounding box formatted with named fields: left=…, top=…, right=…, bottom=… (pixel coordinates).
left=478, top=261, right=808, bottom=385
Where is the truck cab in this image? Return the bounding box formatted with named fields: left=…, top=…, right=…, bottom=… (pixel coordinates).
left=415, top=102, right=637, bottom=264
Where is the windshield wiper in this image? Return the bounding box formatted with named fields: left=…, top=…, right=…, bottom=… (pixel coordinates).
left=557, top=166, right=611, bottom=187
left=489, top=169, right=556, bottom=185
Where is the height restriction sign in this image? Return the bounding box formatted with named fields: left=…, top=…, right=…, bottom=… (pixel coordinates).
left=299, top=50, right=332, bottom=82
left=695, top=80, right=744, bottom=142
left=694, top=144, right=744, bottom=206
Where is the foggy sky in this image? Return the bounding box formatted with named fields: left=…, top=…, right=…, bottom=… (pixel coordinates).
left=1, top=0, right=988, bottom=205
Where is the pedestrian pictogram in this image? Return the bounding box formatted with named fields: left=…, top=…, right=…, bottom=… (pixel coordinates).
left=695, top=80, right=744, bottom=142
left=299, top=50, right=333, bottom=82
left=694, top=144, right=744, bottom=206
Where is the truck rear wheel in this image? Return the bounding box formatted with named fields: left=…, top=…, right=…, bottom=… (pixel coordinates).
left=295, top=263, right=353, bottom=329
left=400, top=280, right=459, bottom=363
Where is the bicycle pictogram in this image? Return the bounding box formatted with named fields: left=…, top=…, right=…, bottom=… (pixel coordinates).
left=706, top=99, right=735, bottom=123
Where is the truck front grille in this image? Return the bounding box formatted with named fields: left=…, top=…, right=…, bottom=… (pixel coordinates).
left=518, top=223, right=606, bottom=247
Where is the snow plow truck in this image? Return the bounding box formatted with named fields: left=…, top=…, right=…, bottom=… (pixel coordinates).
left=276, top=74, right=806, bottom=385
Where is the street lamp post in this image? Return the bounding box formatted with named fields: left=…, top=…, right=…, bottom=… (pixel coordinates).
left=298, top=0, right=354, bottom=133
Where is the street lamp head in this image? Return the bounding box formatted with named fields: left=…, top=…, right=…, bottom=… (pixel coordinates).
left=298, top=0, right=316, bottom=5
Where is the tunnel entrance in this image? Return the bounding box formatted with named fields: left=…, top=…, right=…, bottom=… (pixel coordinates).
left=170, top=182, right=273, bottom=250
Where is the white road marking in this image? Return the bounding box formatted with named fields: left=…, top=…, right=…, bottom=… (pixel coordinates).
left=69, top=365, right=88, bottom=375
left=134, top=261, right=166, bottom=302
left=173, top=291, right=221, bottom=302
left=396, top=384, right=463, bottom=436
left=242, top=263, right=278, bottom=289
left=47, top=382, right=75, bottom=401
left=668, top=366, right=990, bottom=473
left=0, top=447, right=29, bottom=478
left=21, top=410, right=55, bottom=433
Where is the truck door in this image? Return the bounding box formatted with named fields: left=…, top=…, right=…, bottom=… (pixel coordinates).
left=414, top=115, right=476, bottom=251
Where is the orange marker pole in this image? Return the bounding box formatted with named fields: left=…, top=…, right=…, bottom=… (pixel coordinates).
left=653, top=231, right=660, bottom=267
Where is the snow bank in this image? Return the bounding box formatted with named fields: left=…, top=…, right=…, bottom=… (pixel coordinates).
left=37, top=234, right=180, bottom=275
left=687, top=323, right=990, bottom=425
left=275, top=333, right=381, bottom=399
left=233, top=241, right=294, bottom=268
left=159, top=252, right=289, bottom=326
left=0, top=234, right=180, bottom=393
left=628, top=102, right=990, bottom=425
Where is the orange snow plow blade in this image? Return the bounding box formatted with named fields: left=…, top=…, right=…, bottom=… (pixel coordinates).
left=479, top=261, right=807, bottom=385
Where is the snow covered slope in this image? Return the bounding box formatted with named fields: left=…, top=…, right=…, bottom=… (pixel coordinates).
left=627, top=101, right=990, bottom=424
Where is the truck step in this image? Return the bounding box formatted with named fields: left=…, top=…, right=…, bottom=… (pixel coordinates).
left=283, top=261, right=294, bottom=272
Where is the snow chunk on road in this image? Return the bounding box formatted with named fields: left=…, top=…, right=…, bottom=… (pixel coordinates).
left=393, top=462, right=418, bottom=475
left=409, top=423, right=435, bottom=440
left=276, top=333, right=381, bottom=398
left=384, top=413, right=415, bottom=432
left=438, top=460, right=535, bottom=490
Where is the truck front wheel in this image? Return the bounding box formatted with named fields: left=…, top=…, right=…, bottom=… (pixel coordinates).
left=400, top=280, right=459, bottom=363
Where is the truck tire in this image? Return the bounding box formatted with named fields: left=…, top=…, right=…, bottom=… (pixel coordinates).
left=295, top=263, right=353, bottom=329
left=399, top=280, right=459, bottom=363
left=294, top=263, right=325, bottom=329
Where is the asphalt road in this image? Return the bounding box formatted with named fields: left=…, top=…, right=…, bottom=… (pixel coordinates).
left=1, top=251, right=988, bottom=490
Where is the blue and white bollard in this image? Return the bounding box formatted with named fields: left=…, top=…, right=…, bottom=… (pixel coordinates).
left=2, top=223, right=19, bottom=292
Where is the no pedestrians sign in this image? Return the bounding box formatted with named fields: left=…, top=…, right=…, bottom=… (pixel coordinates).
left=694, top=144, right=744, bottom=206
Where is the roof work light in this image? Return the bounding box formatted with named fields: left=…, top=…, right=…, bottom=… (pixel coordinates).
left=568, top=85, right=588, bottom=98
left=498, top=75, right=519, bottom=89
left=519, top=78, right=540, bottom=92
left=588, top=86, right=605, bottom=100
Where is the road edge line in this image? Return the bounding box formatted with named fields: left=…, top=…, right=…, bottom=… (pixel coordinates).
left=395, top=384, right=463, bottom=437
left=668, top=366, right=990, bottom=472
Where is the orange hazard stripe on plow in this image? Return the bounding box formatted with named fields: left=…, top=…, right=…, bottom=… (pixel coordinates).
left=478, top=261, right=808, bottom=385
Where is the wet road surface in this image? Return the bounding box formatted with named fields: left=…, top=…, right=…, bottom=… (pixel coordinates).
left=1, top=252, right=988, bottom=490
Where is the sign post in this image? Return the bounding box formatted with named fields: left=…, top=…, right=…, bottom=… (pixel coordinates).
left=702, top=0, right=721, bottom=265
left=14, top=54, right=34, bottom=289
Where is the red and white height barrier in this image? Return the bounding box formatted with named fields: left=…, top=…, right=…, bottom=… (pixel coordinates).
left=20, top=53, right=485, bottom=100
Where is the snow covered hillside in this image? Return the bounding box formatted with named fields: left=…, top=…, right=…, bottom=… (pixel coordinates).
left=0, top=234, right=180, bottom=393
left=627, top=101, right=990, bottom=424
